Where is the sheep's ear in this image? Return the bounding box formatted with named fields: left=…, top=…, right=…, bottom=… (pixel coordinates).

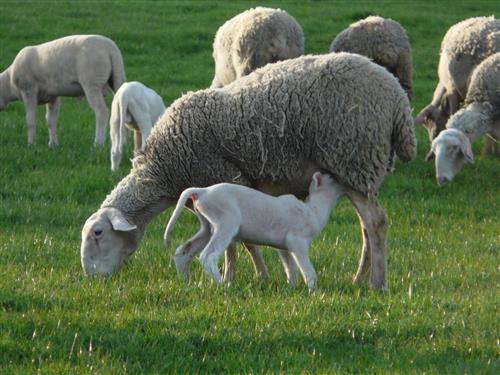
left=312, top=172, right=322, bottom=188
left=414, top=105, right=434, bottom=125
left=425, top=149, right=435, bottom=162
left=459, top=137, right=474, bottom=164
left=105, top=209, right=137, bottom=232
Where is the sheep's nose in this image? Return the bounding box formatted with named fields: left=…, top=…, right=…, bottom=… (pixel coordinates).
left=437, top=176, right=450, bottom=186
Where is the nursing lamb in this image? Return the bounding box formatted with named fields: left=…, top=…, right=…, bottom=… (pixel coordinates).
left=0, top=35, right=126, bottom=146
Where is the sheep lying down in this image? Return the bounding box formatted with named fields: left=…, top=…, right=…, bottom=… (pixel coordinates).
left=80, top=52, right=417, bottom=291
left=0, top=34, right=126, bottom=146
left=164, top=173, right=344, bottom=292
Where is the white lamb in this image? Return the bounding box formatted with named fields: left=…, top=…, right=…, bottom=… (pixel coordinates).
left=164, top=172, right=345, bottom=292
left=109, top=81, right=166, bottom=172
left=0, top=35, right=126, bottom=146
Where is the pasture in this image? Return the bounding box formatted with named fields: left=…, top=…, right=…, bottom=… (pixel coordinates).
left=0, top=1, right=498, bottom=373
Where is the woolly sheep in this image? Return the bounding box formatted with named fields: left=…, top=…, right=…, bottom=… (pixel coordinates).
left=428, top=52, right=500, bottom=185
left=110, top=81, right=167, bottom=172
left=414, top=16, right=500, bottom=147
left=0, top=35, right=126, bottom=146
left=329, top=15, right=413, bottom=100
left=80, top=53, right=417, bottom=291
left=210, top=7, right=304, bottom=88
left=164, top=172, right=344, bottom=292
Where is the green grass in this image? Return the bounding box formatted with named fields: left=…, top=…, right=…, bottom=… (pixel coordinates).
left=0, top=1, right=499, bottom=373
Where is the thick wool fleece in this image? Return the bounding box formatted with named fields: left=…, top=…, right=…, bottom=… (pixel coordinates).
left=103, top=53, right=416, bottom=220
left=211, top=7, right=304, bottom=87
left=330, top=16, right=413, bottom=99
left=465, top=53, right=500, bottom=113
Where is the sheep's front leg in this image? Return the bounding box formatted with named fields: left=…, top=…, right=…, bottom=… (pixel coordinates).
left=244, top=243, right=270, bottom=279
left=83, top=86, right=109, bottom=146
left=45, top=97, right=61, bottom=147
left=21, top=91, right=38, bottom=145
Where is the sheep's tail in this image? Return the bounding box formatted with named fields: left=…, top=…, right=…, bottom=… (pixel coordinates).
left=392, top=101, right=417, bottom=162
left=164, top=188, right=205, bottom=248
left=109, top=46, right=126, bottom=93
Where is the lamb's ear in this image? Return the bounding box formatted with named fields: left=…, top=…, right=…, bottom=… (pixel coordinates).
left=312, top=172, right=322, bottom=188
left=459, top=136, right=474, bottom=163
left=414, top=105, right=434, bottom=126
left=105, top=208, right=137, bottom=232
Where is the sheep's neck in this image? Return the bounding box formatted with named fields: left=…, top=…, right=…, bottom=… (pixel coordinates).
left=305, top=191, right=341, bottom=230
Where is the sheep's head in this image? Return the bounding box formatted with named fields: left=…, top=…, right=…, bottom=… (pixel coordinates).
left=427, top=128, right=473, bottom=186
left=414, top=96, right=451, bottom=142
left=80, top=207, right=140, bottom=277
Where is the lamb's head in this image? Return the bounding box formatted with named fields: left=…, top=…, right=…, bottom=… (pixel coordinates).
left=308, top=172, right=338, bottom=196
left=81, top=207, right=140, bottom=277
left=427, top=128, right=473, bottom=186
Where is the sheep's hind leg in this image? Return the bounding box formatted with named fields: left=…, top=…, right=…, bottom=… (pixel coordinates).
left=45, top=97, right=61, bottom=147
left=348, top=190, right=389, bottom=291
left=83, top=86, right=109, bottom=146
left=277, top=249, right=299, bottom=285
left=244, top=243, right=270, bottom=279
left=286, top=236, right=316, bottom=293
left=21, top=91, right=38, bottom=145
left=223, top=242, right=238, bottom=282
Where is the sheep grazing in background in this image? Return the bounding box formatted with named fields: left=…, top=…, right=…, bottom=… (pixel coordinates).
left=0, top=35, right=126, bottom=147
left=164, top=172, right=345, bottom=292
left=428, top=52, right=500, bottom=186
left=110, top=81, right=166, bottom=172
left=210, top=6, right=304, bottom=88
left=414, top=16, right=500, bottom=151
left=329, top=15, right=413, bottom=100
left=80, top=53, right=417, bottom=291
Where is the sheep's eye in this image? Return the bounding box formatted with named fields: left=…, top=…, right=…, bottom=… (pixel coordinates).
left=94, top=229, right=103, bottom=237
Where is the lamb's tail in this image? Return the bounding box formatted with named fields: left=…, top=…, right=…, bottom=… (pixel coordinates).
left=164, top=188, right=205, bottom=248
left=392, top=100, right=417, bottom=162
left=109, top=45, right=126, bottom=93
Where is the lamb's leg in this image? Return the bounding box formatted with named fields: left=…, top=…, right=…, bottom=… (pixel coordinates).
left=133, top=131, right=142, bottom=152
left=83, top=86, right=109, bottom=146
left=199, top=225, right=238, bottom=284
left=133, top=113, right=152, bottom=150
left=482, top=136, right=500, bottom=156
left=45, top=97, right=61, bottom=147
left=173, top=215, right=211, bottom=279
left=223, top=242, right=238, bottom=282
left=21, top=91, right=38, bottom=145
left=286, top=236, right=316, bottom=293
left=348, top=190, right=389, bottom=291
left=244, top=243, right=270, bottom=279
left=277, top=249, right=299, bottom=285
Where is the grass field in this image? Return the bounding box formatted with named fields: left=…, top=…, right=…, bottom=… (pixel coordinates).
left=0, top=1, right=499, bottom=373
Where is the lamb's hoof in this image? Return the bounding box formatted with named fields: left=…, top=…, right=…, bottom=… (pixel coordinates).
left=173, top=253, right=191, bottom=279
left=202, top=256, right=222, bottom=284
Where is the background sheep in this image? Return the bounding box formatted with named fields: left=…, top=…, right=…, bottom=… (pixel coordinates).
left=110, top=81, right=167, bottom=172
left=210, top=6, right=304, bottom=88
left=428, top=52, right=500, bottom=185
left=80, top=53, right=416, bottom=291
left=414, top=16, right=500, bottom=152
left=0, top=34, right=126, bottom=147
left=329, top=15, right=413, bottom=100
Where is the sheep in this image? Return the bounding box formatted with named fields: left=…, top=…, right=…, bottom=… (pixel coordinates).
left=110, top=81, right=167, bottom=172
left=164, top=172, right=345, bottom=292
left=0, top=34, right=126, bottom=146
left=80, top=52, right=417, bottom=291
left=210, top=7, right=304, bottom=88
left=329, top=15, right=413, bottom=100
left=414, top=16, right=500, bottom=149
left=427, top=52, right=500, bottom=186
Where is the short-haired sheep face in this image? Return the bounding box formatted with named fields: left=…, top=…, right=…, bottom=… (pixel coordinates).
left=415, top=16, right=500, bottom=145
left=80, top=53, right=417, bottom=291
left=429, top=53, right=500, bottom=185
left=210, top=7, right=304, bottom=88
left=0, top=35, right=126, bottom=146
left=330, top=15, right=413, bottom=100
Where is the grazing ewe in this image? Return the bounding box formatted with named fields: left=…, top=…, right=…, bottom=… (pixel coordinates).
left=110, top=81, right=166, bottom=172
left=80, top=53, right=417, bottom=291
left=428, top=52, right=500, bottom=185
left=210, top=7, right=304, bottom=88
left=164, top=172, right=344, bottom=292
left=0, top=35, right=126, bottom=147
left=330, top=15, right=413, bottom=100
left=414, top=16, right=500, bottom=147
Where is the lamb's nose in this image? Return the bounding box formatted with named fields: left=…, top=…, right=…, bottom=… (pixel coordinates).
left=437, top=176, right=450, bottom=186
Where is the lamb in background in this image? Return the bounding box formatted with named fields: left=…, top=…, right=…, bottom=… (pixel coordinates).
left=110, top=81, right=166, bottom=172
left=428, top=52, right=500, bottom=185
left=414, top=16, right=500, bottom=155
left=80, top=53, right=417, bottom=291
left=164, top=172, right=344, bottom=292
left=330, top=16, right=413, bottom=100
left=210, top=6, right=304, bottom=88
left=0, top=35, right=125, bottom=147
